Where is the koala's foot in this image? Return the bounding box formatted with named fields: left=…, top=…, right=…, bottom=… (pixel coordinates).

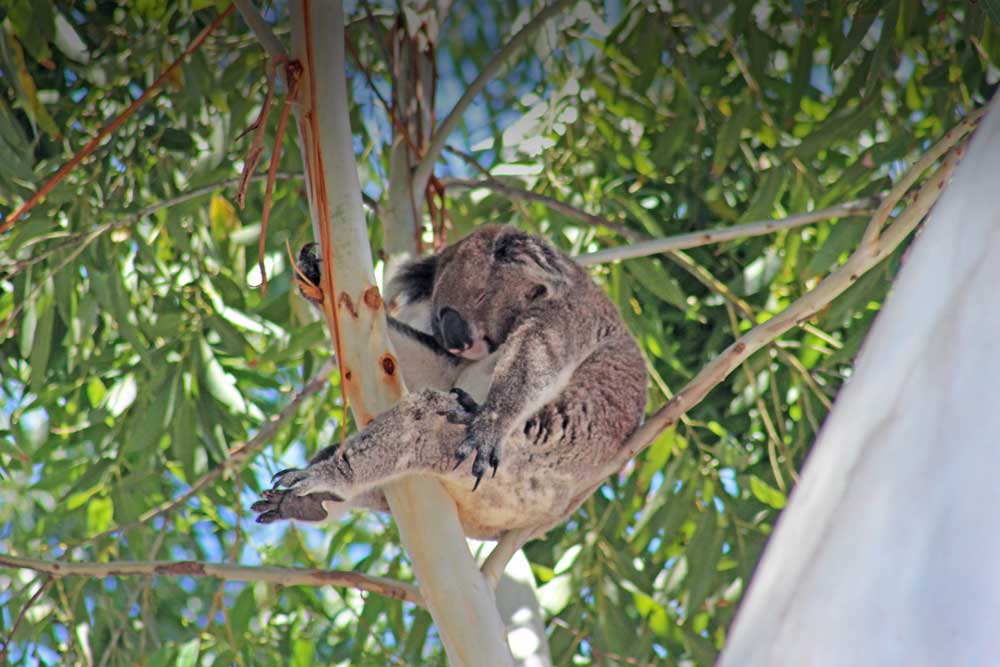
left=450, top=395, right=502, bottom=491
left=251, top=488, right=343, bottom=524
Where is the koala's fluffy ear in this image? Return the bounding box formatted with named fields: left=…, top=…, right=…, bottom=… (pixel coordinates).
left=387, top=253, right=439, bottom=305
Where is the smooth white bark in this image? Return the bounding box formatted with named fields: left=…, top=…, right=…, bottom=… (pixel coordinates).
left=289, top=3, right=512, bottom=665
left=719, top=96, right=1000, bottom=666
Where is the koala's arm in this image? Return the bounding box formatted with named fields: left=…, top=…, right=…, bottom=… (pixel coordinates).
left=253, top=388, right=474, bottom=524
left=457, top=298, right=599, bottom=482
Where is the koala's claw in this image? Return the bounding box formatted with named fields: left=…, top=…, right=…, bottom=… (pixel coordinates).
left=270, top=467, right=300, bottom=486
left=268, top=467, right=345, bottom=501
left=455, top=433, right=501, bottom=491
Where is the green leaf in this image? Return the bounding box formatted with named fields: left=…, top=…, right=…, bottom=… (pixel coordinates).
left=175, top=638, right=201, bottom=667
left=171, top=400, right=198, bottom=480
left=626, top=259, right=687, bottom=310
left=802, top=218, right=866, bottom=278
left=984, top=0, right=1000, bottom=26
left=104, top=374, right=138, bottom=417
left=789, top=98, right=878, bottom=160
left=290, top=638, right=314, bottom=667
left=28, top=282, right=55, bottom=394
left=749, top=475, right=787, bottom=509
left=6, top=0, right=55, bottom=64
left=538, top=573, right=573, bottom=616
left=739, top=168, right=789, bottom=223
left=198, top=336, right=249, bottom=415
left=229, top=586, right=255, bottom=635
left=86, top=496, right=113, bottom=533
left=684, top=509, right=724, bottom=618
left=831, top=1, right=880, bottom=70
left=712, top=97, right=754, bottom=177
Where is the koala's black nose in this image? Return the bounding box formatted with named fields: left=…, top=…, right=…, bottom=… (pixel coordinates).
left=437, top=307, right=472, bottom=351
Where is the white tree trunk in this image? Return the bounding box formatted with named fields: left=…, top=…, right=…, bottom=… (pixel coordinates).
left=289, top=3, right=513, bottom=665
left=719, top=96, right=1000, bottom=666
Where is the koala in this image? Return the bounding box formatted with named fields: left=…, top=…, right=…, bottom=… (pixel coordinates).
left=252, top=225, right=647, bottom=539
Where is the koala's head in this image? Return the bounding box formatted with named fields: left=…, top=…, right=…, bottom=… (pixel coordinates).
left=389, top=225, right=576, bottom=360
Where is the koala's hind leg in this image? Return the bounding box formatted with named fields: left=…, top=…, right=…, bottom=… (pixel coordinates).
left=252, top=389, right=471, bottom=524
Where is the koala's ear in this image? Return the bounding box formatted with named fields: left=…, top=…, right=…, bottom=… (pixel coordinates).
left=387, top=253, right=439, bottom=304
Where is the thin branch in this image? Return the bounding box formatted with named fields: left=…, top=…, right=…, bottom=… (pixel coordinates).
left=0, top=576, right=54, bottom=663
left=0, top=554, right=424, bottom=607
left=578, top=198, right=878, bottom=265
left=442, top=176, right=641, bottom=240
left=481, top=526, right=535, bottom=589
left=233, top=0, right=287, bottom=60
left=80, top=357, right=337, bottom=544
left=861, top=106, right=987, bottom=245
left=443, top=175, right=878, bottom=262
left=0, top=5, right=236, bottom=236
left=412, top=0, right=575, bottom=195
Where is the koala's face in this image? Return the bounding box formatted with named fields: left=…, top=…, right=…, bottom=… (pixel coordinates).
left=428, top=226, right=567, bottom=360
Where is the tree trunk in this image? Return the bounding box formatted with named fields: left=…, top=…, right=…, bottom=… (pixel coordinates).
left=719, top=95, right=1000, bottom=666
left=288, top=3, right=513, bottom=665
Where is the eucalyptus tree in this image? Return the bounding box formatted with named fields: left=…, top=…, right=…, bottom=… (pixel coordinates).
left=1, top=1, right=998, bottom=665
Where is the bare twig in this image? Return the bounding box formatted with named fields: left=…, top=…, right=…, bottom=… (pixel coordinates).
left=0, top=576, right=54, bottom=663
left=0, top=554, right=424, bottom=607
left=443, top=175, right=877, bottom=262
left=412, top=0, right=575, bottom=196
left=443, top=176, right=641, bottom=240
left=578, top=198, right=878, bottom=265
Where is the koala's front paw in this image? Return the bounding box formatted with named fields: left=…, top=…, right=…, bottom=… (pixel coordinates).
left=251, top=488, right=343, bottom=524
left=267, top=455, right=351, bottom=500
left=252, top=444, right=354, bottom=524
left=453, top=417, right=503, bottom=491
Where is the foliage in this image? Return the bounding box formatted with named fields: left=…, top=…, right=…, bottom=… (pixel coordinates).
left=0, top=1, right=997, bottom=665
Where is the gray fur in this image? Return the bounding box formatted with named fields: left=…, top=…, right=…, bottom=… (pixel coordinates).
left=253, top=225, right=647, bottom=539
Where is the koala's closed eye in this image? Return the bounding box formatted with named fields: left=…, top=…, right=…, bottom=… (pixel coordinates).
left=527, top=284, right=547, bottom=301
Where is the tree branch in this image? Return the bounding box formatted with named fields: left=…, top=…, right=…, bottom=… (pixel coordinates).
left=233, top=0, right=287, bottom=60
left=442, top=174, right=879, bottom=262
left=290, top=3, right=513, bottom=664
left=862, top=106, right=987, bottom=246
left=442, top=176, right=642, bottom=240
left=411, top=0, right=575, bottom=196
left=578, top=198, right=878, bottom=265
left=0, top=554, right=424, bottom=607
left=0, top=576, right=53, bottom=663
